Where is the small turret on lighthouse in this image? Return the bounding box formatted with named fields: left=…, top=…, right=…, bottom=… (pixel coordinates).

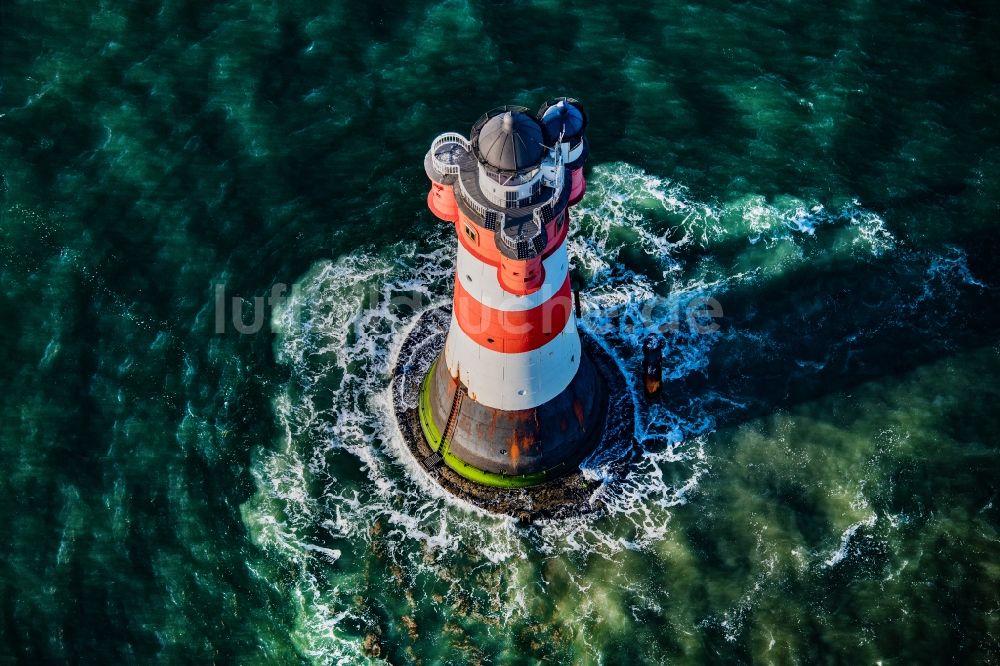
left=420, top=98, right=606, bottom=488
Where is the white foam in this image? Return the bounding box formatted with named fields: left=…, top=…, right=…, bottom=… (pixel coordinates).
left=241, top=162, right=905, bottom=660
left=303, top=543, right=342, bottom=563
left=823, top=514, right=877, bottom=568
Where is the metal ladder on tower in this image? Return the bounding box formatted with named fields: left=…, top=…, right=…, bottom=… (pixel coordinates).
left=421, top=384, right=465, bottom=472
left=441, top=385, right=466, bottom=451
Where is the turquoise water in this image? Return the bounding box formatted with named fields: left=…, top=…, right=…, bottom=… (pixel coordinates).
left=1, top=0, right=999, bottom=663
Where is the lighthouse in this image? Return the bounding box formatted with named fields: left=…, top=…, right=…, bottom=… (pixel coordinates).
left=418, top=98, right=607, bottom=488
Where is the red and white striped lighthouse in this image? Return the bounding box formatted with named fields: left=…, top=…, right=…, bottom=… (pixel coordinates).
left=419, top=98, right=605, bottom=488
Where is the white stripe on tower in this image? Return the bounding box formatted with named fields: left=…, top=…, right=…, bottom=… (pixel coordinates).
left=444, top=220, right=581, bottom=409
left=444, top=311, right=581, bottom=410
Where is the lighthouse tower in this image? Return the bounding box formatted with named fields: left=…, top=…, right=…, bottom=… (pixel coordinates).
left=420, top=98, right=605, bottom=488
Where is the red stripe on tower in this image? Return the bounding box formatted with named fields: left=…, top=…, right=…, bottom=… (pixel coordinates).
left=420, top=98, right=603, bottom=485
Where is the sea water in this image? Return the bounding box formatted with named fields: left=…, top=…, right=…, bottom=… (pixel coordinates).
left=1, top=0, right=998, bottom=663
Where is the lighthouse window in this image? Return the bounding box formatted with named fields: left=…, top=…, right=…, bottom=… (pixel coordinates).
left=464, top=224, right=477, bottom=243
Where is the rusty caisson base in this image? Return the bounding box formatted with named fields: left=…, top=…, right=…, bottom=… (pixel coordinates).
left=391, top=306, right=633, bottom=520
left=421, top=350, right=606, bottom=488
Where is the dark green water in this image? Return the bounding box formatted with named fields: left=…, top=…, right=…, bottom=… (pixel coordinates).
left=2, top=0, right=999, bottom=663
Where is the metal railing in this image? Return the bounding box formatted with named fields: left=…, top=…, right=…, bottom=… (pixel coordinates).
left=498, top=221, right=547, bottom=259
left=547, top=146, right=565, bottom=201
left=492, top=148, right=564, bottom=257
left=497, top=224, right=531, bottom=258
left=429, top=132, right=469, bottom=175
left=471, top=105, right=532, bottom=137
left=482, top=165, right=539, bottom=186
left=532, top=147, right=565, bottom=228
left=429, top=132, right=506, bottom=228
left=460, top=179, right=494, bottom=220
left=499, top=149, right=561, bottom=256
left=424, top=103, right=579, bottom=259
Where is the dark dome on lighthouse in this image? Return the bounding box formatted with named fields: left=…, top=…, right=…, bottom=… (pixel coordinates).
left=539, top=98, right=587, bottom=143
left=472, top=108, right=545, bottom=173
